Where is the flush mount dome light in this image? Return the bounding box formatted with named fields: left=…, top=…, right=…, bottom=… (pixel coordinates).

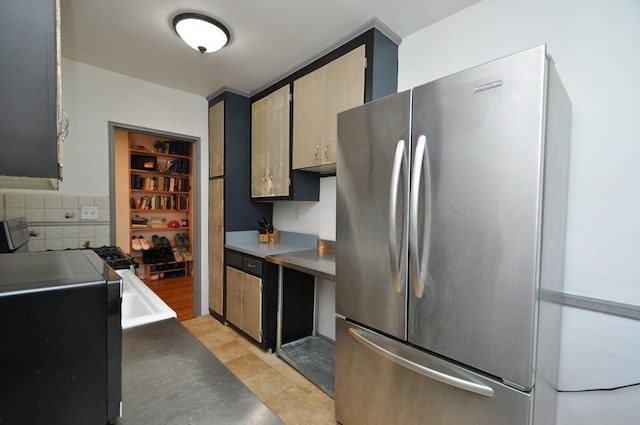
left=172, top=13, right=230, bottom=54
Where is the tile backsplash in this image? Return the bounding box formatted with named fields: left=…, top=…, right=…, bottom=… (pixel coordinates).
left=0, top=192, right=111, bottom=251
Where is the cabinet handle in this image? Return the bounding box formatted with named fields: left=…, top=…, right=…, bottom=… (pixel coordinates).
left=315, top=145, right=320, bottom=160
left=269, top=172, right=274, bottom=180
left=324, top=144, right=329, bottom=159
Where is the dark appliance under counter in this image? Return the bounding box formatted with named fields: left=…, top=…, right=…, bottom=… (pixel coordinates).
left=0, top=250, right=122, bottom=425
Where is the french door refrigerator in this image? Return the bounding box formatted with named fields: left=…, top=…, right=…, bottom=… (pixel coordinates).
left=335, top=45, right=571, bottom=425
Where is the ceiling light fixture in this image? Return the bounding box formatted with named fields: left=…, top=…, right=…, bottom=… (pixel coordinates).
left=172, top=13, right=230, bottom=54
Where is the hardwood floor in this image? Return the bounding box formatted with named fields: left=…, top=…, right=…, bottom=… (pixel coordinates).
left=144, top=274, right=194, bottom=321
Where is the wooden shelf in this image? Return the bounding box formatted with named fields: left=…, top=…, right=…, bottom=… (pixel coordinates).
left=141, top=259, right=193, bottom=281
left=130, top=189, right=189, bottom=195
left=130, top=209, right=189, bottom=213
left=130, top=148, right=190, bottom=160
left=130, top=226, right=190, bottom=232
left=130, top=169, right=190, bottom=178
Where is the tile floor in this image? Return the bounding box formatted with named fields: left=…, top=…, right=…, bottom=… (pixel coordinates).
left=182, top=315, right=336, bottom=425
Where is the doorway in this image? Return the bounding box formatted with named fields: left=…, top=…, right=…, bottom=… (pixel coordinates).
left=109, top=122, right=200, bottom=320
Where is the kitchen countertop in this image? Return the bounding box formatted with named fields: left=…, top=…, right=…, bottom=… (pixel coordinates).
left=265, top=248, right=335, bottom=281
left=225, top=230, right=318, bottom=259
left=118, top=319, right=282, bottom=425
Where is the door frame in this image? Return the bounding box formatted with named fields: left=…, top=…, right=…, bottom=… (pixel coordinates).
left=108, top=121, right=202, bottom=317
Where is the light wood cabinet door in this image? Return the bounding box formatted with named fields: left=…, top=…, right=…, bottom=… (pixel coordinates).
left=208, top=179, right=224, bottom=315
left=251, top=85, right=290, bottom=197
left=292, top=45, right=365, bottom=170
left=209, top=101, right=224, bottom=178
left=241, top=273, right=263, bottom=343
left=323, top=45, right=366, bottom=165
left=225, top=266, right=243, bottom=328
left=251, top=97, right=269, bottom=197
left=293, top=67, right=325, bottom=169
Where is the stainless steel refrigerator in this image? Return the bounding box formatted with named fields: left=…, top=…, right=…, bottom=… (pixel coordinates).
left=335, top=45, right=571, bottom=425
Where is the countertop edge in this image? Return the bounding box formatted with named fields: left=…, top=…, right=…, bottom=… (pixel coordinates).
left=265, top=249, right=335, bottom=281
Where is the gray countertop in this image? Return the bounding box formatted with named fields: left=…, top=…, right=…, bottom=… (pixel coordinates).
left=225, top=230, right=318, bottom=259
left=118, top=319, right=282, bottom=425
left=265, top=249, right=335, bottom=281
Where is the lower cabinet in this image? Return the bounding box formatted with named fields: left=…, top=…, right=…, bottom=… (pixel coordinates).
left=225, top=266, right=262, bottom=342
left=225, top=250, right=278, bottom=350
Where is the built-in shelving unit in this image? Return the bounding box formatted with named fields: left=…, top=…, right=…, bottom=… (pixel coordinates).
left=114, top=129, right=195, bottom=281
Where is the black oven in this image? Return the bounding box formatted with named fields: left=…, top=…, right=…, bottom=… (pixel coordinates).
left=0, top=250, right=122, bottom=425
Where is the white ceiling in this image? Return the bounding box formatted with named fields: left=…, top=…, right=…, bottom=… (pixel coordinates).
left=61, top=0, right=481, bottom=98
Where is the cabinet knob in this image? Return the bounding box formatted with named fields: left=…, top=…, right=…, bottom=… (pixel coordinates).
left=315, top=145, right=320, bottom=160
left=324, top=144, right=329, bottom=159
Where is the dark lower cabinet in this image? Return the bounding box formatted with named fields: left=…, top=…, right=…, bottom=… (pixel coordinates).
left=224, top=249, right=316, bottom=352
left=280, top=267, right=315, bottom=344
left=225, top=249, right=278, bottom=350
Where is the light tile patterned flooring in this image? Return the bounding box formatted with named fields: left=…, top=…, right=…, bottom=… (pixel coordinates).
left=182, top=315, right=336, bottom=425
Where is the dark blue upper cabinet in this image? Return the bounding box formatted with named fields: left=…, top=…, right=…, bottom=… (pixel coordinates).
left=0, top=0, right=62, bottom=189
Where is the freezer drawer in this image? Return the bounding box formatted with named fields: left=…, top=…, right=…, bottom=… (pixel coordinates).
left=335, top=318, right=531, bottom=425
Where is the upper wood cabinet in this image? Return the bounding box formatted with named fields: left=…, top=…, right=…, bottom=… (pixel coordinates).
left=293, top=45, right=365, bottom=172
left=208, top=101, right=224, bottom=178
left=249, top=27, right=397, bottom=200
left=251, top=85, right=292, bottom=198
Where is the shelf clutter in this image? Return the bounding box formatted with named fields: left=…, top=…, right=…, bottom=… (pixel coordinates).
left=131, top=174, right=189, bottom=192
left=130, top=194, right=189, bottom=211
left=130, top=233, right=193, bottom=280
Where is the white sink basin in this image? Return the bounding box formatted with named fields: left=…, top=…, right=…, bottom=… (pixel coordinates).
left=115, top=269, right=176, bottom=329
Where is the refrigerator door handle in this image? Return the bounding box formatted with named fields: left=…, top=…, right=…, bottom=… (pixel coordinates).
left=388, top=139, right=408, bottom=293
left=348, top=327, right=495, bottom=398
left=410, top=134, right=431, bottom=298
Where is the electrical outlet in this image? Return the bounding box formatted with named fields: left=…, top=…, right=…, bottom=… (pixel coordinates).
left=81, top=206, right=99, bottom=220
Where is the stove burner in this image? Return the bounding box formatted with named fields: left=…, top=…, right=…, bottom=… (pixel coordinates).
left=89, top=246, right=138, bottom=270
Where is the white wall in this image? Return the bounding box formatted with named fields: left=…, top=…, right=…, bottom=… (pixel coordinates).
left=397, top=0, right=640, bottom=423
left=61, top=59, right=210, bottom=314
left=273, top=176, right=337, bottom=239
